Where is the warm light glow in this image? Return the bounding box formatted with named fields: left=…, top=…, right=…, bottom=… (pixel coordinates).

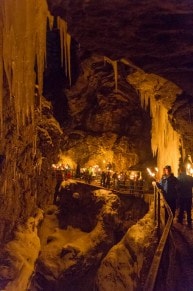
left=57, top=154, right=76, bottom=170
left=147, top=168, right=155, bottom=177
left=128, top=72, right=182, bottom=176
left=0, top=0, right=52, bottom=128
left=187, top=163, right=191, bottom=170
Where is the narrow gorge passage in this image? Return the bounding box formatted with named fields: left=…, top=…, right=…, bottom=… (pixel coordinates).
left=171, top=221, right=193, bottom=291
left=29, top=181, right=152, bottom=291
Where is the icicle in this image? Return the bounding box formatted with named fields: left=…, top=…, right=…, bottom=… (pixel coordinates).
left=58, top=18, right=68, bottom=75
left=0, top=39, right=3, bottom=137
left=57, top=18, right=72, bottom=86
left=35, top=0, right=49, bottom=112
left=127, top=71, right=182, bottom=176
left=104, top=56, right=118, bottom=92
left=0, top=5, right=3, bottom=137
left=33, top=133, right=37, bottom=157
left=47, top=10, right=54, bottom=31
left=67, top=33, right=71, bottom=86
left=0, top=0, right=49, bottom=128
left=37, top=156, right=43, bottom=175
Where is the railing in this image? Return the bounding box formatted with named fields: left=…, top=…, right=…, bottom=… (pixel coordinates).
left=92, top=176, right=146, bottom=195
left=143, top=185, right=174, bottom=291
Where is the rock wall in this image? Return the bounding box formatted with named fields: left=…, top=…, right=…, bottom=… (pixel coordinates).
left=46, top=0, right=193, bottom=97
left=0, top=76, right=63, bottom=243
left=60, top=55, right=153, bottom=171
left=30, top=183, right=150, bottom=291
left=46, top=0, right=193, bottom=165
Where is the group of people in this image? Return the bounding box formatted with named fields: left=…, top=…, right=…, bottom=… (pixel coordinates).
left=154, top=165, right=193, bottom=228
left=100, top=171, right=144, bottom=193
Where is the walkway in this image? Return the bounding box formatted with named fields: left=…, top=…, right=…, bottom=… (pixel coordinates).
left=170, top=217, right=193, bottom=291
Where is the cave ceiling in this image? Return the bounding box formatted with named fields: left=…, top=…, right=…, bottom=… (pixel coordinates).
left=47, top=0, right=193, bottom=96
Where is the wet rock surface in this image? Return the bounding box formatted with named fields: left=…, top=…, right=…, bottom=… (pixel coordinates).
left=31, top=181, right=150, bottom=291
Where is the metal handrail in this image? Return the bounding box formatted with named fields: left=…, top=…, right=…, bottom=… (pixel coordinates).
left=143, top=185, right=173, bottom=291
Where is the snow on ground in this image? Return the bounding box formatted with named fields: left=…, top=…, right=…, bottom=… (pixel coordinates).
left=37, top=190, right=121, bottom=281
left=95, top=206, right=157, bottom=291
left=0, top=209, right=43, bottom=291
left=32, top=187, right=156, bottom=290
left=1, top=186, right=156, bottom=291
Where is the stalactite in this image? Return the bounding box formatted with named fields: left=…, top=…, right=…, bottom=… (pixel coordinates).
left=33, top=133, right=37, bottom=157
left=35, top=0, right=50, bottom=114
left=47, top=11, right=54, bottom=32
left=104, top=56, right=118, bottom=92
left=0, top=6, right=3, bottom=138
left=58, top=18, right=65, bottom=71
left=0, top=0, right=51, bottom=128
left=127, top=72, right=182, bottom=176
left=67, top=33, right=72, bottom=86
left=57, top=18, right=72, bottom=86
left=0, top=49, right=3, bottom=138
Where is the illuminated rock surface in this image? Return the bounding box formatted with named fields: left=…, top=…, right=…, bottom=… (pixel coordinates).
left=1, top=0, right=193, bottom=290
left=45, top=0, right=193, bottom=175
left=30, top=183, right=151, bottom=291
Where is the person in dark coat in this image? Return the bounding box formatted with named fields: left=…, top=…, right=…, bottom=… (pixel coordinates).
left=177, top=165, right=193, bottom=228
left=101, top=171, right=106, bottom=187
left=53, top=170, right=64, bottom=204
left=157, top=165, right=179, bottom=218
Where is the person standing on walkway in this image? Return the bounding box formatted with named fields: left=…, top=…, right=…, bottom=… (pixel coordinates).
left=53, top=170, right=64, bottom=204
left=105, top=171, right=111, bottom=189
left=177, top=165, right=193, bottom=228
left=157, top=165, right=179, bottom=218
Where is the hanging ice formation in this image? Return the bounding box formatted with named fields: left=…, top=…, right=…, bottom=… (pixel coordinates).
left=57, top=18, right=72, bottom=86
left=127, top=72, right=182, bottom=176
left=0, top=0, right=52, bottom=130
left=104, top=56, right=118, bottom=92
left=103, top=57, right=140, bottom=92
left=0, top=11, right=3, bottom=137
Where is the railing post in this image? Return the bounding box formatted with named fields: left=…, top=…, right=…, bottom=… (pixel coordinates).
left=144, top=188, right=174, bottom=291
left=154, top=185, right=157, bottom=221
left=157, top=191, right=161, bottom=237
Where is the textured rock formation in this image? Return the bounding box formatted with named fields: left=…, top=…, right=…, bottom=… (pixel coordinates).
left=46, top=0, right=193, bottom=96
left=0, top=210, right=43, bottom=291
left=45, top=0, right=193, bottom=170
left=31, top=181, right=149, bottom=290
left=1, top=1, right=193, bottom=288
left=59, top=55, right=153, bottom=171
left=95, top=208, right=157, bottom=290
left=0, top=79, right=63, bottom=242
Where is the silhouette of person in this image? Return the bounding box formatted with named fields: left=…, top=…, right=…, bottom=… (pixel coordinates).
left=157, top=165, right=179, bottom=218
left=177, top=165, right=193, bottom=228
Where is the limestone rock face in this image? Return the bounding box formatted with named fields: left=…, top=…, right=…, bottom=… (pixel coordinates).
left=95, top=209, right=157, bottom=290
left=31, top=182, right=149, bottom=290
left=47, top=0, right=193, bottom=96
left=61, top=55, right=152, bottom=170
left=46, top=0, right=193, bottom=167
left=0, top=80, right=63, bottom=243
